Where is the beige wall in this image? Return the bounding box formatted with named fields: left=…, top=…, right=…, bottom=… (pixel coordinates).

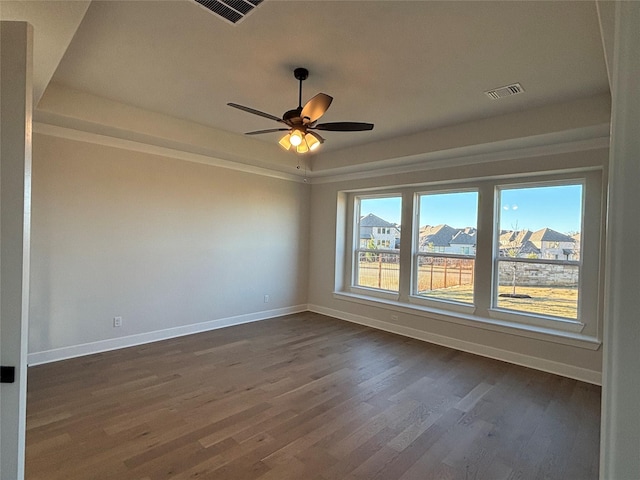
left=28, top=133, right=309, bottom=355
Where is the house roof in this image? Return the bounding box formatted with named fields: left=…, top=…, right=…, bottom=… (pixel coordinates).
left=499, top=228, right=577, bottom=257
left=500, top=229, right=533, bottom=247
left=450, top=231, right=476, bottom=245
left=529, top=228, right=576, bottom=244
left=360, top=213, right=396, bottom=229
left=515, top=241, right=541, bottom=256
left=420, top=224, right=462, bottom=248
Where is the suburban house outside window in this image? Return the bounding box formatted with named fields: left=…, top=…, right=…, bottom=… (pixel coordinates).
left=494, top=183, right=583, bottom=320
left=353, top=195, right=401, bottom=293
left=414, top=190, right=479, bottom=305
left=339, top=170, right=602, bottom=345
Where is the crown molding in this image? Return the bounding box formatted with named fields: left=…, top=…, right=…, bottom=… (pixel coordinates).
left=33, top=122, right=306, bottom=183
left=309, top=124, right=610, bottom=184
left=34, top=116, right=609, bottom=186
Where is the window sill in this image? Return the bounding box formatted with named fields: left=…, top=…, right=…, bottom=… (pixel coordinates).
left=333, top=291, right=601, bottom=350
left=408, top=295, right=476, bottom=315
left=349, top=286, right=400, bottom=302
left=488, top=308, right=585, bottom=333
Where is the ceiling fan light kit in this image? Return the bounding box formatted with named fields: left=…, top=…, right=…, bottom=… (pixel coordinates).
left=228, top=67, right=374, bottom=155
left=289, top=129, right=304, bottom=147
left=296, top=139, right=309, bottom=154
left=280, top=128, right=322, bottom=154
left=306, top=132, right=322, bottom=151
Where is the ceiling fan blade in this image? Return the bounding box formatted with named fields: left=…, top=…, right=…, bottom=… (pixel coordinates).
left=307, top=131, right=325, bottom=143
left=313, top=122, right=374, bottom=132
left=227, top=103, right=286, bottom=124
left=301, top=93, right=333, bottom=124
left=245, top=128, right=289, bottom=135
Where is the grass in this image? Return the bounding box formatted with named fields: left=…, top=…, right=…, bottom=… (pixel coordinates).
left=422, top=285, right=578, bottom=319
left=357, top=261, right=578, bottom=319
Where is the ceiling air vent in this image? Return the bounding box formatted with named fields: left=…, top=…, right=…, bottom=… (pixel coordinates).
left=193, top=0, right=263, bottom=25
left=484, top=83, right=524, bottom=100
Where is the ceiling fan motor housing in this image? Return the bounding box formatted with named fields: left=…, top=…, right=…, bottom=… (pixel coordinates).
left=283, top=107, right=304, bottom=124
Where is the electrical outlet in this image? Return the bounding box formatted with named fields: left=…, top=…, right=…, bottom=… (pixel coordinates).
left=264, top=295, right=270, bottom=303
left=113, top=316, right=122, bottom=327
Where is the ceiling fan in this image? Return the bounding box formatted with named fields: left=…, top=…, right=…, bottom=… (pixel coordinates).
left=228, top=67, right=374, bottom=154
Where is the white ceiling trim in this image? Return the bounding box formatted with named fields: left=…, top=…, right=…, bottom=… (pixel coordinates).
left=34, top=119, right=609, bottom=187
left=33, top=122, right=305, bottom=183
left=310, top=125, right=610, bottom=184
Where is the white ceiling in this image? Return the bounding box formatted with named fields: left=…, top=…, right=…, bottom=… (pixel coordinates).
left=3, top=0, right=609, bottom=156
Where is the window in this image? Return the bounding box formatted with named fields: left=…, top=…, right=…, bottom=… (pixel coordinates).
left=353, top=195, right=401, bottom=293
left=414, top=191, right=478, bottom=305
left=339, top=170, right=602, bottom=344
left=494, top=183, right=583, bottom=320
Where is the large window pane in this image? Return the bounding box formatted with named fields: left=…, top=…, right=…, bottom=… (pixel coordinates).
left=415, top=191, right=478, bottom=304
left=355, top=196, right=401, bottom=292
left=495, top=184, right=582, bottom=319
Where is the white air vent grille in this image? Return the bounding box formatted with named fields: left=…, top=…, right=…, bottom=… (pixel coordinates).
left=193, top=0, right=263, bottom=25
left=485, top=83, right=524, bottom=100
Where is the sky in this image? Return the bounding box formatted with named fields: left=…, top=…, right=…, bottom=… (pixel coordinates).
left=499, top=184, right=583, bottom=233
left=360, top=184, right=583, bottom=234
left=360, top=196, right=403, bottom=226
left=420, top=191, right=478, bottom=229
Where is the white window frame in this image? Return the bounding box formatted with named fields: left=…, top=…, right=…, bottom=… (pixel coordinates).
left=410, top=188, right=479, bottom=313
left=350, top=193, right=402, bottom=300
left=337, top=170, right=603, bottom=348
left=489, top=179, right=587, bottom=332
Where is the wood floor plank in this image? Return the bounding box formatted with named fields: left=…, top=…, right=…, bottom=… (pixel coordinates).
left=26, top=313, right=600, bottom=479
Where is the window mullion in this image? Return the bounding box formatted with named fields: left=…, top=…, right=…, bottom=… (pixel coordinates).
left=397, top=190, right=414, bottom=302
left=473, top=183, right=495, bottom=316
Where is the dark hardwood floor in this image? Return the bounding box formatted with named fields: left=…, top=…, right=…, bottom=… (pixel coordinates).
left=26, top=312, right=601, bottom=479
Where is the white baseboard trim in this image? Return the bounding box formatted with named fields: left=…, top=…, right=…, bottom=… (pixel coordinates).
left=308, top=304, right=601, bottom=385
left=28, top=304, right=602, bottom=385
left=27, top=305, right=307, bottom=366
